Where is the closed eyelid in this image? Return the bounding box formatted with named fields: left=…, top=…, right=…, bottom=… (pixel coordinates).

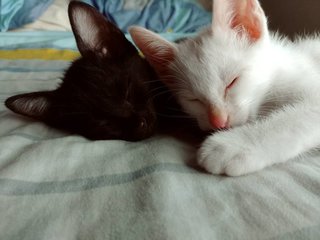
left=224, top=77, right=239, bottom=98
left=125, top=82, right=132, bottom=99
left=186, top=97, right=206, bottom=107
left=227, top=77, right=239, bottom=88
left=189, top=98, right=200, bottom=102
left=184, top=93, right=200, bottom=101
left=182, top=90, right=205, bottom=103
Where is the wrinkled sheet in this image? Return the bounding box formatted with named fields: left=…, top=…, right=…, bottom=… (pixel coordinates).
left=0, top=0, right=53, bottom=31
left=82, top=0, right=211, bottom=33
left=0, top=32, right=320, bottom=240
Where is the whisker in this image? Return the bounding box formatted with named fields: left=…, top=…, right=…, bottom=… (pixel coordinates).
left=149, top=86, right=169, bottom=94
left=143, top=79, right=162, bottom=84
left=151, top=90, right=173, bottom=99
left=157, top=113, right=194, bottom=119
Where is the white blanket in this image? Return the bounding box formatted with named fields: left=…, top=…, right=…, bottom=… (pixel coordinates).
left=0, top=40, right=320, bottom=240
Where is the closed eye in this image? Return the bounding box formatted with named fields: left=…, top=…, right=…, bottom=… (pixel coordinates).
left=125, top=80, right=133, bottom=100
left=227, top=77, right=238, bottom=89
left=189, top=98, right=200, bottom=102
left=187, top=98, right=204, bottom=106
left=225, top=77, right=239, bottom=97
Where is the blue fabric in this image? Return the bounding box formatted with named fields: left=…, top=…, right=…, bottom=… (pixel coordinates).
left=0, top=31, right=195, bottom=50
left=0, top=0, right=24, bottom=31
left=0, top=0, right=53, bottom=32
left=82, top=0, right=211, bottom=33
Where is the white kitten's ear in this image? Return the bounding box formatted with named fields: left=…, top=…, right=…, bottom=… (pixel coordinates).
left=68, top=2, right=135, bottom=58
left=212, top=0, right=267, bottom=42
left=5, top=92, right=53, bottom=120
left=129, top=26, right=177, bottom=72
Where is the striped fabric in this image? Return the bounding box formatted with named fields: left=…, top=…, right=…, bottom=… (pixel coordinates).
left=0, top=49, right=79, bottom=60
left=0, top=32, right=320, bottom=240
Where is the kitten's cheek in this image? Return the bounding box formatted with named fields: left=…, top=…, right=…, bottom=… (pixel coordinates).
left=232, top=113, right=250, bottom=127
left=182, top=104, right=210, bottom=130
left=227, top=108, right=249, bottom=127
left=198, top=118, right=212, bottom=131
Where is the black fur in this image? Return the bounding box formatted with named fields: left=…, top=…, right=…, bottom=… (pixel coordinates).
left=5, top=2, right=157, bottom=141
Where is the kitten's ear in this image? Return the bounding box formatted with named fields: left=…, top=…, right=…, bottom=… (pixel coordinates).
left=129, top=26, right=177, bottom=73
left=68, top=2, right=135, bottom=58
left=5, top=92, right=53, bottom=120
left=212, top=0, right=268, bottom=42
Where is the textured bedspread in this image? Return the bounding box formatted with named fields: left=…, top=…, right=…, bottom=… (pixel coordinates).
left=0, top=32, right=320, bottom=240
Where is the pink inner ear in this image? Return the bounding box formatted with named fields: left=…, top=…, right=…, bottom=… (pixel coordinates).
left=129, top=27, right=176, bottom=73
left=230, top=0, right=262, bottom=42
left=231, top=16, right=261, bottom=41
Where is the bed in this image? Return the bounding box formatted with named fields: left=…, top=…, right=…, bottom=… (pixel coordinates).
left=1, top=1, right=320, bottom=239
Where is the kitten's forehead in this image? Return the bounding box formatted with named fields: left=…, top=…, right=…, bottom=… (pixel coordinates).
left=173, top=31, right=245, bottom=94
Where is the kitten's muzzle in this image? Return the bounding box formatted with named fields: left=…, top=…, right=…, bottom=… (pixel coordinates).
left=208, top=108, right=229, bottom=129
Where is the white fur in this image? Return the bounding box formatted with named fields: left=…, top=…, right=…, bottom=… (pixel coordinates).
left=130, top=0, right=320, bottom=176
left=171, top=0, right=320, bottom=176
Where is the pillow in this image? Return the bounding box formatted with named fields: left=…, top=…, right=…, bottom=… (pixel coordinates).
left=82, top=0, right=211, bottom=33
left=0, top=0, right=53, bottom=31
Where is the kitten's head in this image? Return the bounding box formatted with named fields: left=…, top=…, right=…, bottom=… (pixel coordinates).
left=130, top=0, right=271, bottom=131
left=5, top=2, right=156, bottom=141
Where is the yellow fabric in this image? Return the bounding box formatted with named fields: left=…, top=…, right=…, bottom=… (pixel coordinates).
left=0, top=49, right=80, bottom=60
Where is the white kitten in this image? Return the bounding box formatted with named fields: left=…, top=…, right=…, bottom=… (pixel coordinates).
left=130, top=0, right=320, bottom=176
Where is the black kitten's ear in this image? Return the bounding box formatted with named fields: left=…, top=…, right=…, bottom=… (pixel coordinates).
left=68, top=1, right=136, bottom=58
left=5, top=91, right=53, bottom=120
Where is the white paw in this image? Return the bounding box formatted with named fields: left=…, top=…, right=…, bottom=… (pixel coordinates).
left=198, top=130, right=265, bottom=176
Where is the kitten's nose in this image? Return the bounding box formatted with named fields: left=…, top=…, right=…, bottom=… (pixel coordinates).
left=209, top=109, right=229, bottom=129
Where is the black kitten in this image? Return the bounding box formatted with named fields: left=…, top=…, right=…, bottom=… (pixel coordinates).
left=5, top=2, right=157, bottom=141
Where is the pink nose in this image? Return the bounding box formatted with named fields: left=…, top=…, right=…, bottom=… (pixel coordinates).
left=210, top=116, right=227, bottom=129
left=209, top=109, right=229, bottom=129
